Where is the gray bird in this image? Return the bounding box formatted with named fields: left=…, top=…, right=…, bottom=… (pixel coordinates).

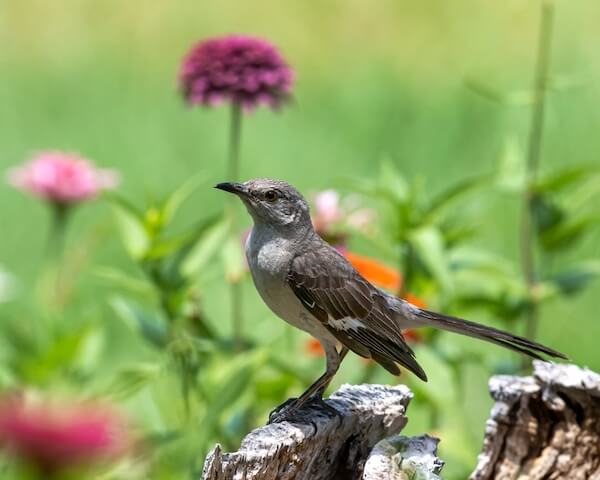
left=216, top=178, right=566, bottom=423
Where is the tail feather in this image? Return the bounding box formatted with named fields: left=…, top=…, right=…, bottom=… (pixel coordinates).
left=417, top=309, right=568, bottom=360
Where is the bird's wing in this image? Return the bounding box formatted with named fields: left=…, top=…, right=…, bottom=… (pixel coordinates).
left=287, top=244, right=427, bottom=381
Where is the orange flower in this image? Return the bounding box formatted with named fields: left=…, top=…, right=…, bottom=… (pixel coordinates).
left=403, top=293, right=427, bottom=309
left=305, top=338, right=325, bottom=357
left=403, top=329, right=423, bottom=343
left=344, top=251, right=402, bottom=291
left=401, top=294, right=426, bottom=343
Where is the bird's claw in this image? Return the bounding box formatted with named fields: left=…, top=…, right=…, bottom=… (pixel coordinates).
left=268, top=397, right=298, bottom=424
left=267, top=395, right=342, bottom=425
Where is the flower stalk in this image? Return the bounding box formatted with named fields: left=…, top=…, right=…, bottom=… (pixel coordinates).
left=227, top=102, right=244, bottom=348
left=46, top=204, right=69, bottom=260
left=520, top=0, right=555, bottom=345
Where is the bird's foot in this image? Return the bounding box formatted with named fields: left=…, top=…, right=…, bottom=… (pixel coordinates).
left=268, top=397, right=298, bottom=424
left=307, top=395, right=342, bottom=421
left=267, top=395, right=341, bottom=425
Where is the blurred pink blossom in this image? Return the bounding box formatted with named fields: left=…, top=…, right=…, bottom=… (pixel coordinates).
left=8, top=151, right=119, bottom=206
left=179, top=35, right=294, bottom=111
left=313, top=190, right=342, bottom=229
left=311, top=189, right=375, bottom=247
left=0, top=395, right=132, bottom=475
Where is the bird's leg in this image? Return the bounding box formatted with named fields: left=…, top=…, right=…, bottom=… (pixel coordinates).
left=269, top=344, right=348, bottom=424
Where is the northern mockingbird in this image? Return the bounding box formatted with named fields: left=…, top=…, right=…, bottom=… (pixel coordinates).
left=216, top=178, right=566, bottom=423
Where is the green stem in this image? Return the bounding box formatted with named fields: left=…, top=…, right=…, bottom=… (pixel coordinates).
left=228, top=102, right=242, bottom=182
left=520, top=0, right=554, bottom=349
left=43, top=204, right=70, bottom=310
left=46, top=203, right=69, bottom=260
left=397, top=241, right=414, bottom=299
left=227, top=102, right=244, bottom=349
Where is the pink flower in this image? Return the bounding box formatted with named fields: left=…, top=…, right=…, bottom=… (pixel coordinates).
left=314, top=190, right=342, bottom=227
left=0, top=395, right=132, bottom=475
left=179, top=35, right=294, bottom=111
left=311, top=190, right=375, bottom=248
left=8, top=151, right=119, bottom=206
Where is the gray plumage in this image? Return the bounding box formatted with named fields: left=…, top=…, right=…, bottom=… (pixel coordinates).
left=216, top=178, right=566, bottom=420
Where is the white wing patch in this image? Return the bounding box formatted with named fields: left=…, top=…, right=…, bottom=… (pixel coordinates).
left=328, top=316, right=365, bottom=331
left=302, top=298, right=316, bottom=309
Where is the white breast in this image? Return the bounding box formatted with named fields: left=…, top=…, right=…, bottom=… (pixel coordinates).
left=245, top=227, right=336, bottom=344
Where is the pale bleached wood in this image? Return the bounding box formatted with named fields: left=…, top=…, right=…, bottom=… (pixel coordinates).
left=362, top=434, right=443, bottom=480
left=470, top=361, right=600, bottom=480
left=201, top=384, right=414, bottom=480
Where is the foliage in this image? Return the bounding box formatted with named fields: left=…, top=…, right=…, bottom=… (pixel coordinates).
left=1, top=2, right=600, bottom=479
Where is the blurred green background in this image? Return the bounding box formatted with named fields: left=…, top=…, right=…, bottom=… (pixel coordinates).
left=1, top=1, right=600, bottom=478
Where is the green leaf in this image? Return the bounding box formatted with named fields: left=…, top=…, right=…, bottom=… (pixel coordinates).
left=564, top=174, right=600, bottom=211
left=161, top=174, right=205, bottom=224
left=464, top=79, right=506, bottom=103
left=440, top=222, right=478, bottom=247
left=449, top=247, right=517, bottom=277
left=94, top=266, right=153, bottom=295
left=109, top=196, right=149, bottom=259
left=531, top=194, right=565, bottom=234
left=20, top=327, right=100, bottom=384
left=465, top=78, right=535, bottom=106
left=199, top=351, right=268, bottom=441
left=539, top=216, right=597, bottom=252
left=551, top=260, right=600, bottom=295
left=143, top=235, right=191, bottom=262
left=221, top=235, right=246, bottom=283
left=110, top=297, right=169, bottom=348
left=535, top=164, right=600, bottom=193
left=104, top=363, right=162, bottom=399
left=162, top=215, right=222, bottom=283
left=105, top=193, right=145, bottom=220
left=496, top=137, right=526, bottom=192
left=425, top=174, right=491, bottom=221
left=143, top=430, right=183, bottom=447
left=72, top=327, right=104, bottom=373
left=409, top=226, right=452, bottom=292
left=379, top=158, right=409, bottom=204
left=181, top=218, right=229, bottom=278
left=410, top=345, right=457, bottom=407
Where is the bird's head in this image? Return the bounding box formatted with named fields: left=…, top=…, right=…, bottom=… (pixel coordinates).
left=215, top=178, right=312, bottom=233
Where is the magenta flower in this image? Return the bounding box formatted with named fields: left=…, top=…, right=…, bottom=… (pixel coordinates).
left=8, top=151, right=119, bottom=206
left=0, top=395, right=132, bottom=475
left=179, top=35, right=294, bottom=111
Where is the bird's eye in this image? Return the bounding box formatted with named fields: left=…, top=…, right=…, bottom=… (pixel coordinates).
left=264, top=190, right=278, bottom=202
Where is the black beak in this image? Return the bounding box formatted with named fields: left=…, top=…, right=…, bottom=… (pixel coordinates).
left=214, top=182, right=246, bottom=195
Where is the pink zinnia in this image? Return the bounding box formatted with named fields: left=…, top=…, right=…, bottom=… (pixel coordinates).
left=8, top=151, right=119, bottom=206
left=0, top=395, right=132, bottom=475
left=179, top=35, right=294, bottom=111
left=311, top=190, right=376, bottom=248
left=313, top=190, right=343, bottom=231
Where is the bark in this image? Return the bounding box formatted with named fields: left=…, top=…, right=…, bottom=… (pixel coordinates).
left=202, top=383, right=422, bottom=480
left=471, top=360, right=600, bottom=480
left=362, top=434, right=444, bottom=480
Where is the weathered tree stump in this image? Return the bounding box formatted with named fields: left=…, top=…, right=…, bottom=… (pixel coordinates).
left=471, top=361, right=600, bottom=480
left=201, top=383, right=438, bottom=480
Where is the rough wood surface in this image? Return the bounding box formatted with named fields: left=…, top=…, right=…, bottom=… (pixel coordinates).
left=201, top=384, right=412, bottom=480
left=471, top=361, right=600, bottom=480
left=362, top=434, right=443, bottom=480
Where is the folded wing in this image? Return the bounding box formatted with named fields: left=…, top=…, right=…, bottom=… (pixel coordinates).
left=287, top=244, right=428, bottom=381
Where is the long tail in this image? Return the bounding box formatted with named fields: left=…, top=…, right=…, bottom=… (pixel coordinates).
left=416, top=308, right=567, bottom=360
